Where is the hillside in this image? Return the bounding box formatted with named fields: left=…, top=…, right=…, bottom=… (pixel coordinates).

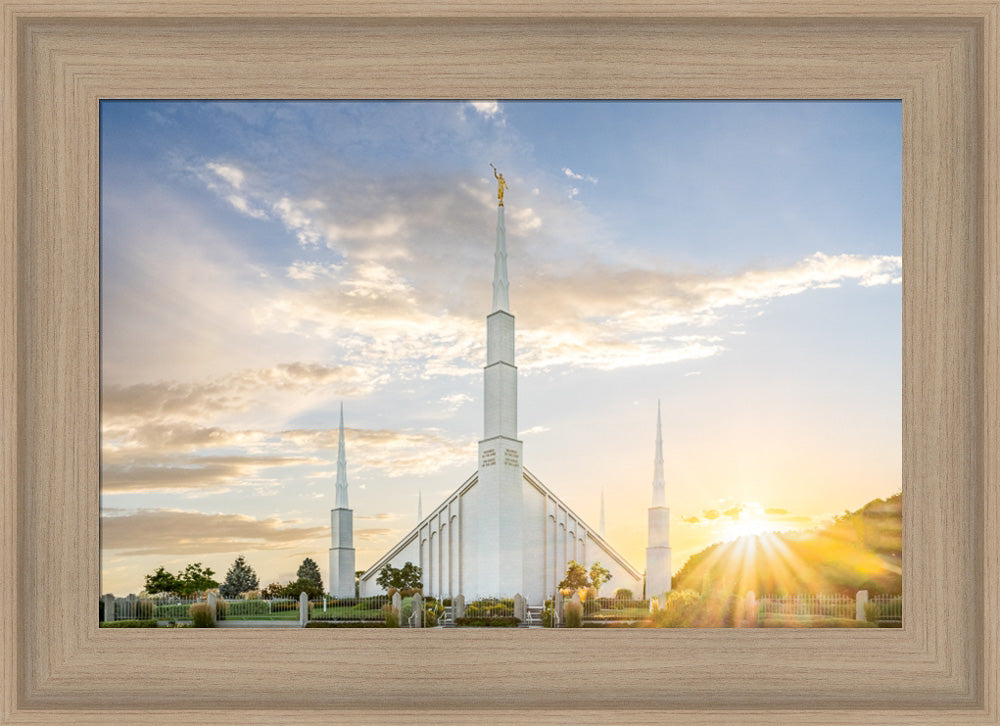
left=671, top=493, right=901, bottom=596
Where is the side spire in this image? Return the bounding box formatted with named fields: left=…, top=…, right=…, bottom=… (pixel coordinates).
left=335, top=402, right=349, bottom=509
left=418, top=490, right=423, bottom=522
left=652, top=400, right=666, bottom=507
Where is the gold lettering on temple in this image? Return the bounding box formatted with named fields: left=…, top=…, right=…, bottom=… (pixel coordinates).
left=481, top=449, right=496, bottom=467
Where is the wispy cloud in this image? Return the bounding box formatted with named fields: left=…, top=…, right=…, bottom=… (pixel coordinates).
left=102, top=508, right=328, bottom=555
left=468, top=101, right=501, bottom=119
left=563, top=167, right=598, bottom=184
left=101, top=454, right=314, bottom=494
left=281, top=427, right=476, bottom=477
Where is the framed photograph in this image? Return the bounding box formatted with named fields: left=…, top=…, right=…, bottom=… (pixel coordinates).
left=97, top=98, right=903, bottom=631
left=3, top=2, right=998, bottom=724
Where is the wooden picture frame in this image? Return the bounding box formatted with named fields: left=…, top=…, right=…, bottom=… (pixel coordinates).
left=2, top=1, right=998, bottom=723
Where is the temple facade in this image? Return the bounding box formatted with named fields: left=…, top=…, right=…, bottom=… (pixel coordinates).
left=355, top=177, right=648, bottom=604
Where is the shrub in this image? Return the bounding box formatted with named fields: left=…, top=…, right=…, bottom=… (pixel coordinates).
left=215, top=598, right=228, bottom=621
left=226, top=599, right=270, bottom=617
left=563, top=601, right=583, bottom=628
left=100, top=619, right=158, bottom=628
left=454, top=616, right=520, bottom=627
left=864, top=601, right=880, bottom=623
left=647, top=590, right=702, bottom=628
left=614, top=588, right=634, bottom=601
left=134, top=599, right=155, bottom=619
left=423, top=601, right=444, bottom=627
left=305, top=621, right=390, bottom=628
left=270, top=599, right=298, bottom=613
left=189, top=603, right=215, bottom=628
left=154, top=603, right=191, bottom=619
left=385, top=610, right=399, bottom=627
left=541, top=604, right=556, bottom=628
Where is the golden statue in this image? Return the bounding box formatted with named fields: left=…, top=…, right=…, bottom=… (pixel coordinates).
left=490, top=163, right=508, bottom=206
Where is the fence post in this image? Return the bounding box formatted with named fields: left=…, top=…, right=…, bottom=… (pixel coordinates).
left=298, top=592, right=309, bottom=626
left=855, top=590, right=869, bottom=622
left=453, top=594, right=465, bottom=620
left=102, top=594, right=116, bottom=623
left=746, top=591, right=757, bottom=626
left=514, top=593, right=525, bottom=623
left=412, top=592, right=423, bottom=628
left=207, top=592, right=218, bottom=624
left=391, top=591, right=402, bottom=625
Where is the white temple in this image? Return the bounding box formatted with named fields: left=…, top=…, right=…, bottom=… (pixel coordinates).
left=328, top=403, right=356, bottom=597
left=354, top=172, right=648, bottom=603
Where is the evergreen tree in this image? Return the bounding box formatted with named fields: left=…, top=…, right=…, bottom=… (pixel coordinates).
left=296, top=557, right=324, bottom=592
left=219, top=555, right=260, bottom=598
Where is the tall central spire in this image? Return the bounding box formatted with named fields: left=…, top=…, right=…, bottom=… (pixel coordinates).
left=652, top=399, right=666, bottom=507
left=477, top=165, right=524, bottom=597
left=492, top=204, right=509, bottom=312
left=335, top=402, right=349, bottom=509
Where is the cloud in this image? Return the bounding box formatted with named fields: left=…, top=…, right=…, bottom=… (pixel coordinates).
left=206, top=162, right=246, bottom=189
left=356, top=528, right=397, bottom=541
left=682, top=516, right=701, bottom=524
left=765, top=507, right=789, bottom=515
left=101, top=454, right=313, bottom=494
left=281, top=427, right=476, bottom=477
left=101, top=508, right=328, bottom=555
left=703, top=509, right=721, bottom=520
left=185, top=160, right=901, bottom=381
left=102, top=363, right=376, bottom=421
left=562, top=167, right=598, bottom=184
left=722, top=505, right=743, bottom=518
left=468, top=101, right=500, bottom=118
left=519, top=425, right=550, bottom=436
left=439, top=393, right=472, bottom=415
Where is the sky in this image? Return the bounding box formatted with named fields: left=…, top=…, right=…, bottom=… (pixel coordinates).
left=100, top=100, right=902, bottom=596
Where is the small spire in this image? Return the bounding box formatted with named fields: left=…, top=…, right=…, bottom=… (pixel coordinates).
left=600, top=488, right=606, bottom=538
left=652, top=400, right=666, bottom=508
left=418, top=490, right=423, bottom=522
left=335, top=402, right=349, bottom=509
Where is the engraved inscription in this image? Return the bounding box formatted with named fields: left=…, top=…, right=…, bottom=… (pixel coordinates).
left=504, top=448, right=520, bottom=467
left=481, top=448, right=496, bottom=467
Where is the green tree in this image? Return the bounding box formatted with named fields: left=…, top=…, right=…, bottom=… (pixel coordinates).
left=296, top=557, right=324, bottom=592
left=375, top=562, right=423, bottom=592
left=280, top=577, right=324, bottom=599
left=177, top=562, right=219, bottom=596
left=262, top=582, right=284, bottom=599
left=219, top=555, right=260, bottom=598
left=589, top=562, right=613, bottom=593
left=558, top=560, right=591, bottom=591
left=143, top=566, right=182, bottom=595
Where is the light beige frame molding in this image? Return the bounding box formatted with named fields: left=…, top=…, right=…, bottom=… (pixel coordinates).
left=1, top=1, right=998, bottom=723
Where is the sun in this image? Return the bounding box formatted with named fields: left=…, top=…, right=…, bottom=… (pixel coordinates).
left=718, top=514, right=777, bottom=542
